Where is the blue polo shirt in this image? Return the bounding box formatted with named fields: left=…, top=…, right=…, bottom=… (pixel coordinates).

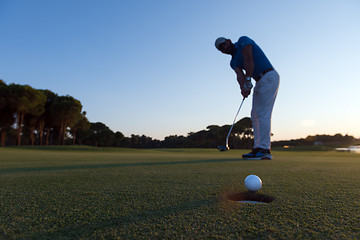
left=230, top=36, right=274, bottom=79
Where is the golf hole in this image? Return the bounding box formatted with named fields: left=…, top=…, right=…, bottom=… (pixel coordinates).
left=226, top=192, right=274, bottom=204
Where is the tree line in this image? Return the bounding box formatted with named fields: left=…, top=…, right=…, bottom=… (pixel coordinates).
left=272, top=134, right=359, bottom=148
left=0, top=80, right=254, bottom=148
left=0, top=80, right=90, bottom=147
left=1, top=80, right=358, bottom=149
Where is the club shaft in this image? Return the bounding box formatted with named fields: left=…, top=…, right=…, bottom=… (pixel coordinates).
left=225, top=97, right=245, bottom=147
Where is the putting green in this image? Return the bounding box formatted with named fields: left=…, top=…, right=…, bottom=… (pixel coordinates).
left=0, top=147, right=359, bottom=239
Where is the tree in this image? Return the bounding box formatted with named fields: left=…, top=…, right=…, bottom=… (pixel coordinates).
left=185, top=117, right=253, bottom=149
left=0, top=80, right=15, bottom=147
left=231, top=117, right=253, bottom=149
left=83, top=122, right=114, bottom=147
left=128, top=134, right=159, bottom=148
left=23, top=89, right=47, bottom=145
left=163, top=135, right=187, bottom=148
left=7, top=84, right=46, bottom=146
left=52, top=95, right=82, bottom=145
left=113, top=131, right=126, bottom=147
left=38, top=90, right=58, bottom=146
left=70, top=111, right=90, bottom=145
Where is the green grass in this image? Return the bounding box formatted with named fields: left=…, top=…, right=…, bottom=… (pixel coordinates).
left=0, top=147, right=359, bottom=239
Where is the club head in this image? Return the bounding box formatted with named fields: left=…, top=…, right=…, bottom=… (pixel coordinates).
left=217, top=146, right=229, bottom=151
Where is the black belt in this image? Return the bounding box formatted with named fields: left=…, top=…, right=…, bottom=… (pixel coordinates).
left=254, top=68, right=274, bottom=81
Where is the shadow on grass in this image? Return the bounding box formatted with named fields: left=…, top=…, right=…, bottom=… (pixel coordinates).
left=227, top=192, right=275, bottom=203
left=29, top=197, right=215, bottom=239
left=0, top=158, right=253, bottom=174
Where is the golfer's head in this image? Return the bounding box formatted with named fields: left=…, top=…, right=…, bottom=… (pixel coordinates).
left=215, top=37, right=233, bottom=54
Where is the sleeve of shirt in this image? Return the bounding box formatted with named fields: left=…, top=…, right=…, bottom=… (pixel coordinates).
left=230, top=61, right=235, bottom=70
left=238, top=36, right=254, bottom=48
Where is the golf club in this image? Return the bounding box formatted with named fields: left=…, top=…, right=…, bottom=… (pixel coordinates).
left=218, top=97, right=246, bottom=151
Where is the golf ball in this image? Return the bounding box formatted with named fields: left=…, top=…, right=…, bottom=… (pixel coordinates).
left=244, top=175, right=262, bottom=192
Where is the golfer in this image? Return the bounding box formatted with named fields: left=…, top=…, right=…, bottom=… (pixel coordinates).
left=215, top=36, right=279, bottom=160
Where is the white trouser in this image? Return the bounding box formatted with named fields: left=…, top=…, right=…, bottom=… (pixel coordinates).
left=251, top=70, right=280, bottom=150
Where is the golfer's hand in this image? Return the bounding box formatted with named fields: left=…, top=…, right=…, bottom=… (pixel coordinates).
left=241, top=79, right=252, bottom=98
left=241, top=89, right=251, bottom=98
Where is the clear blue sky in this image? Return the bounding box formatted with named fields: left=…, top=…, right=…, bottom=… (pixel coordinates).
left=1, top=0, right=359, bottom=141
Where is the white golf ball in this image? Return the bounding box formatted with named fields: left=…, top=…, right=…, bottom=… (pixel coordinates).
left=244, top=175, right=262, bottom=192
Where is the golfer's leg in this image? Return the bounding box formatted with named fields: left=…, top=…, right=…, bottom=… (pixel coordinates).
left=253, top=71, right=279, bottom=150
left=251, top=86, right=261, bottom=149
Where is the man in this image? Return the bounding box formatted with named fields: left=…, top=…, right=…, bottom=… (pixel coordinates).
left=215, top=36, right=279, bottom=160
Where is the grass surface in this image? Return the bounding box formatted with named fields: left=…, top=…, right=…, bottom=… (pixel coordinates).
left=0, top=147, right=359, bottom=239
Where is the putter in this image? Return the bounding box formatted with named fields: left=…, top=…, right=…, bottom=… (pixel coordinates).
left=218, top=97, right=246, bottom=151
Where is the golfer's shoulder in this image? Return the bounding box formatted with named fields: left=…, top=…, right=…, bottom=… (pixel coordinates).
left=237, top=36, right=254, bottom=47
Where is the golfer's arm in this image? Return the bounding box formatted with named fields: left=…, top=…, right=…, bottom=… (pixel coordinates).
left=242, top=44, right=254, bottom=78
left=235, top=67, right=245, bottom=89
